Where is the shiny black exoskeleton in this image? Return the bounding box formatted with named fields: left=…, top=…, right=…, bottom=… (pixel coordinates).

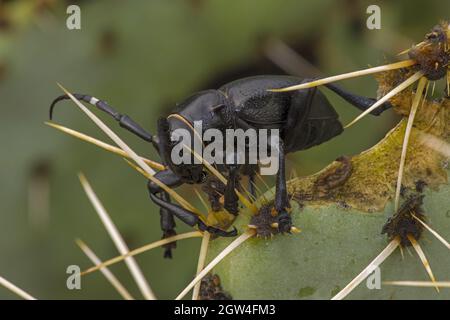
left=50, top=75, right=391, bottom=258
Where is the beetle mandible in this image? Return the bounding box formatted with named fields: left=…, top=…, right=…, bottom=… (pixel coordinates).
left=50, top=75, right=391, bottom=258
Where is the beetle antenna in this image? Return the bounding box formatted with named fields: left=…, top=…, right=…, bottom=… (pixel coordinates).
left=56, top=84, right=202, bottom=217
left=50, top=92, right=154, bottom=143
left=45, top=122, right=165, bottom=171
left=55, top=84, right=156, bottom=175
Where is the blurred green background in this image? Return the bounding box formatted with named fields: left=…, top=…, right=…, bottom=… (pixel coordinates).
left=0, top=0, right=448, bottom=299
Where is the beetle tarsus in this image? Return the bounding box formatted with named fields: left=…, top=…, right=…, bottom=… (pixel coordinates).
left=277, top=211, right=293, bottom=233
left=198, top=221, right=238, bottom=237
left=161, top=229, right=177, bottom=259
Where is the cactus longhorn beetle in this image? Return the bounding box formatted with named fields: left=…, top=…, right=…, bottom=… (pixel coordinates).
left=50, top=75, right=391, bottom=258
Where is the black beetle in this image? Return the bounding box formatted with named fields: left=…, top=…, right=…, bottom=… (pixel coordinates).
left=50, top=75, right=391, bottom=258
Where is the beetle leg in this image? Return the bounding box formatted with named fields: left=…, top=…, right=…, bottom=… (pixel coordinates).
left=50, top=94, right=157, bottom=148
left=158, top=191, right=177, bottom=258
left=148, top=170, right=237, bottom=249
left=149, top=192, right=237, bottom=237
left=324, top=83, right=392, bottom=116
left=147, top=170, right=183, bottom=258
left=223, top=165, right=240, bottom=215
left=233, top=116, right=292, bottom=228
left=274, top=140, right=292, bottom=233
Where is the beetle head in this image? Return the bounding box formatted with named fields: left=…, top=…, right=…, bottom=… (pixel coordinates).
left=157, top=117, right=207, bottom=184
left=155, top=90, right=230, bottom=184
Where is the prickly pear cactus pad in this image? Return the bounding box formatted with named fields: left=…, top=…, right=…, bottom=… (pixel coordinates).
left=208, top=186, right=450, bottom=299
left=207, top=52, right=450, bottom=299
